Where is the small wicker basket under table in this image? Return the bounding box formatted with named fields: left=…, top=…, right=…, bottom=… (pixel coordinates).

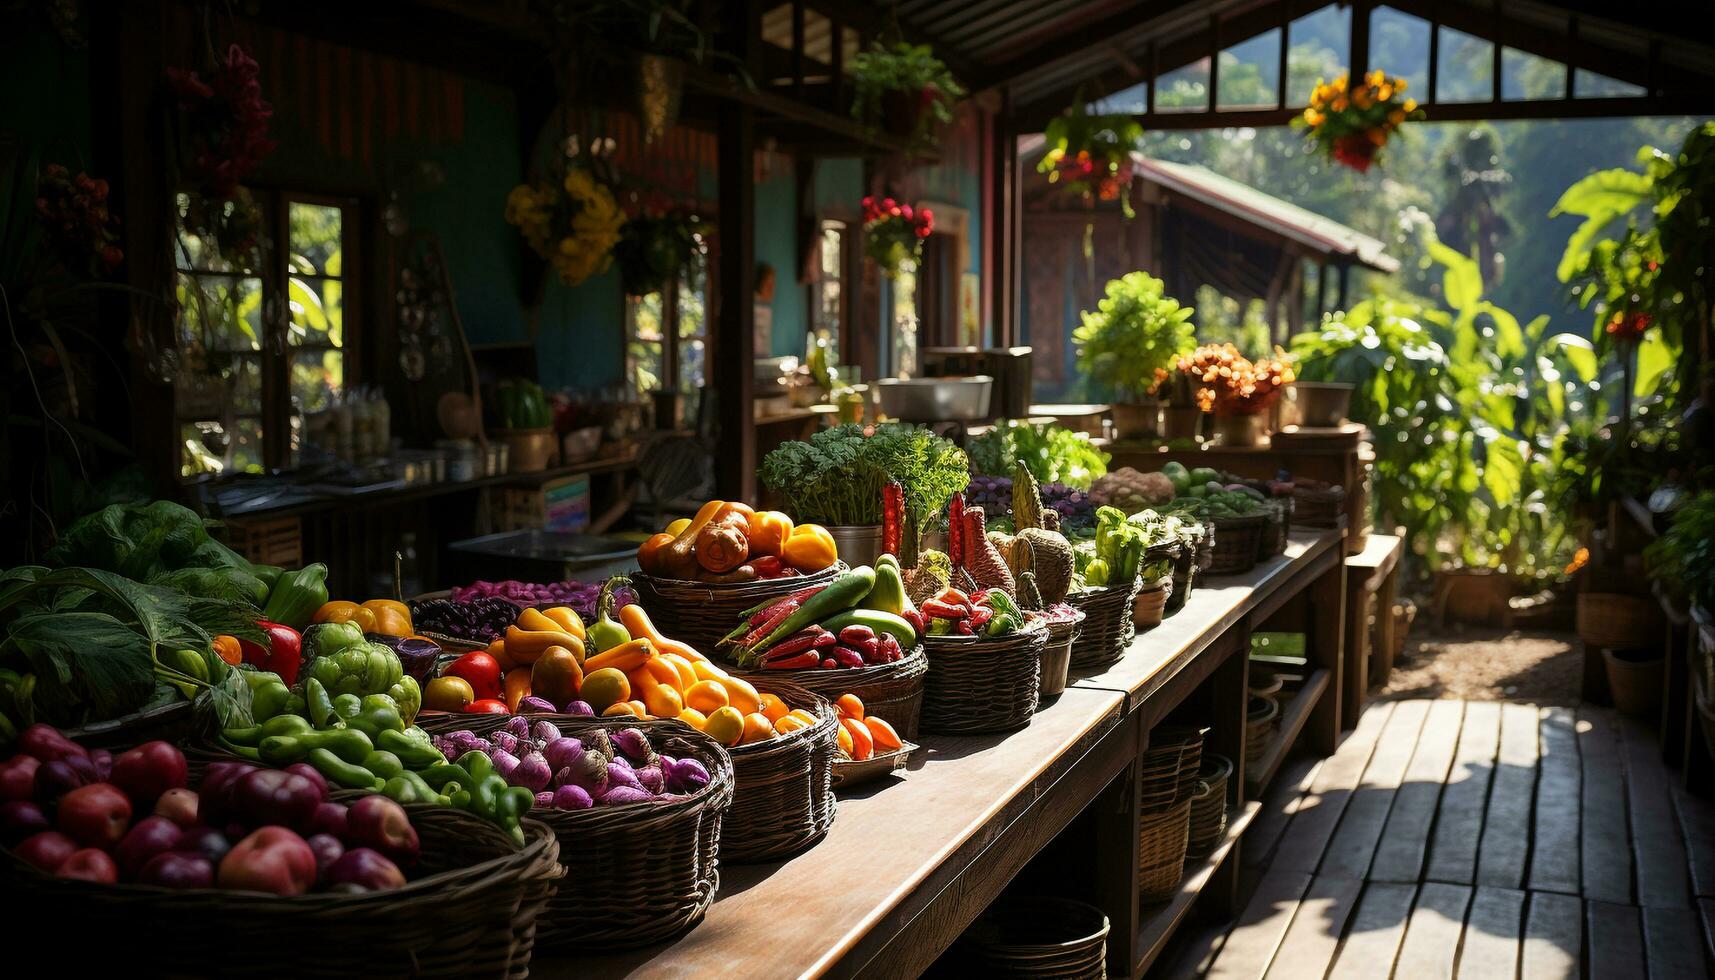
left=629, top=562, right=845, bottom=653
left=735, top=644, right=928, bottom=740
left=1207, top=513, right=1265, bottom=575
left=952, top=896, right=1112, bottom=979
left=1293, top=484, right=1346, bottom=528
left=1066, top=578, right=1145, bottom=671
left=1257, top=497, right=1294, bottom=560
left=392, top=713, right=735, bottom=952
left=920, top=621, right=1050, bottom=735
left=1186, top=753, right=1234, bottom=860
left=0, top=805, right=562, bottom=977
left=721, top=679, right=839, bottom=863
left=1245, top=695, right=1281, bottom=766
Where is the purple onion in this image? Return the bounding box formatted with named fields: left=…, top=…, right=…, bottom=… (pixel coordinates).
left=553, top=785, right=594, bottom=810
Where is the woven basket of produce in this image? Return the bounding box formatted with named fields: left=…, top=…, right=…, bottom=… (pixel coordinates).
left=1186, top=753, right=1234, bottom=859
left=718, top=679, right=838, bottom=862
left=920, top=621, right=1049, bottom=735
left=1067, top=579, right=1144, bottom=670
left=1293, top=483, right=1346, bottom=528
left=1195, top=533, right=1215, bottom=574
left=1208, top=514, right=1265, bottom=575
left=1244, top=695, right=1280, bottom=765
left=1257, top=497, right=1293, bottom=559
left=1138, top=796, right=1193, bottom=904
left=1132, top=578, right=1174, bottom=630
left=631, top=562, right=845, bottom=654
left=1038, top=607, right=1086, bottom=700
left=1, top=727, right=563, bottom=978
left=1576, top=592, right=1665, bottom=650
left=1166, top=540, right=1198, bottom=615
left=422, top=715, right=734, bottom=951
left=739, top=644, right=928, bottom=741
left=953, top=896, right=1111, bottom=979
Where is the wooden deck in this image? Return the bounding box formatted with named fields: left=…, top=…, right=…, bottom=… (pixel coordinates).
left=1165, top=699, right=1715, bottom=978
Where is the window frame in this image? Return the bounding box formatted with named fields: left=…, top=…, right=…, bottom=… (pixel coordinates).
left=624, top=246, right=713, bottom=397
left=173, top=187, right=362, bottom=477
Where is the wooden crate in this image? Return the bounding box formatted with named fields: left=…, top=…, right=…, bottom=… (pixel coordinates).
left=494, top=474, right=590, bottom=532
left=219, top=516, right=303, bottom=567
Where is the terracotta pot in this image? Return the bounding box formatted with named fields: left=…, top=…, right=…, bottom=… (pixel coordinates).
left=1213, top=413, right=1266, bottom=447
left=499, top=427, right=557, bottom=473
left=1294, top=382, right=1353, bottom=428
left=1109, top=399, right=1161, bottom=440
left=1604, top=648, right=1664, bottom=718
left=1162, top=406, right=1202, bottom=441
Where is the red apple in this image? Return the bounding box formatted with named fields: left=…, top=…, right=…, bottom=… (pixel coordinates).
left=56, top=783, right=132, bottom=849
left=232, top=769, right=321, bottom=833
left=173, top=826, right=232, bottom=866
left=307, top=800, right=348, bottom=839
left=218, top=826, right=317, bottom=896
left=305, top=832, right=345, bottom=880
left=0, top=800, right=49, bottom=844
left=326, top=847, right=405, bottom=892
left=56, top=847, right=119, bottom=883
left=115, top=816, right=184, bottom=878
left=14, top=830, right=78, bottom=872
left=110, top=740, right=187, bottom=807
left=154, top=787, right=200, bottom=828
left=196, top=761, right=259, bottom=827
left=17, top=724, right=87, bottom=764
left=34, top=755, right=96, bottom=802
left=0, top=754, right=39, bottom=802
left=139, top=850, right=214, bottom=889
left=345, top=795, right=419, bottom=867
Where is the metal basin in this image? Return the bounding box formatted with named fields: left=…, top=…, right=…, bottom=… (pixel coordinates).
left=873, top=375, right=993, bottom=422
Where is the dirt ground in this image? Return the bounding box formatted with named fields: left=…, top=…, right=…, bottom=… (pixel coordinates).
left=1374, top=624, right=1585, bottom=706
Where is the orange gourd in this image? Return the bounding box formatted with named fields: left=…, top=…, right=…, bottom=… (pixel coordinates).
left=746, top=511, right=794, bottom=557
left=695, top=513, right=751, bottom=573
left=503, top=667, right=533, bottom=712
left=864, top=717, right=902, bottom=752
left=840, top=716, right=874, bottom=760
left=660, top=500, right=728, bottom=579
left=619, top=604, right=707, bottom=663
left=636, top=533, right=675, bottom=576
left=780, top=523, right=839, bottom=572
left=540, top=606, right=586, bottom=639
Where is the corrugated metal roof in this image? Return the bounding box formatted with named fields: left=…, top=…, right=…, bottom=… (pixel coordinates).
left=1134, top=157, right=1398, bottom=272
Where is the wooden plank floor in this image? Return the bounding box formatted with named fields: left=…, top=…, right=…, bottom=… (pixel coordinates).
left=1170, top=699, right=1715, bottom=979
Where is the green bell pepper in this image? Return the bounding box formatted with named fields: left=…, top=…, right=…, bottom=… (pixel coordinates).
left=378, top=727, right=443, bottom=770
left=307, top=621, right=366, bottom=658
left=250, top=677, right=293, bottom=722
left=306, top=747, right=384, bottom=790
left=330, top=693, right=406, bottom=739
left=261, top=563, right=329, bottom=631
left=307, top=641, right=404, bottom=700
left=386, top=675, right=421, bottom=725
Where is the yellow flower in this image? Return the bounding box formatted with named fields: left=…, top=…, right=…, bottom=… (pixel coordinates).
left=1403, top=98, right=1417, bottom=112
left=1366, top=127, right=1387, bottom=146
left=1353, top=89, right=1373, bottom=109
left=1376, top=84, right=1393, bottom=101
left=1332, top=73, right=1348, bottom=90
left=1367, top=69, right=1385, bottom=87
left=1331, top=94, right=1349, bottom=111
left=1303, top=108, right=1324, bottom=127
left=564, top=169, right=596, bottom=198
left=1388, top=109, right=1406, bottom=126
left=1393, top=77, right=1408, bottom=91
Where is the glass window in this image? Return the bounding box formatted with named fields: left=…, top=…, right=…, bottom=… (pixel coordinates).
left=627, top=248, right=710, bottom=395
left=890, top=258, right=918, bottom=378
left=174, top=192, right=355, bottom=478
left=814, top=219, right=845, bottom=353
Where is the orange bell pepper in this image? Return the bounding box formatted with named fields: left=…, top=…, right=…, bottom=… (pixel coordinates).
left=636, top=532, right=675, bottom=576
left=780, top=523, right=839, bottom=572
left=361, top=599, right=414, bottom=637
left=746, top=511, right=794, bottom=557
left=312, top=601, right=378, bottom=633
left=212, top=634, right=244, bottom=666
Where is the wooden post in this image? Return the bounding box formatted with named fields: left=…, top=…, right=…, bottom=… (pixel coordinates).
left=987, top=92, right=1018, bottom=348
left=1350, top=0, right=1371, bottom=84
left=1308, top=559, right=1346, bottom=754
left=715, top=0, right=760, bottom=502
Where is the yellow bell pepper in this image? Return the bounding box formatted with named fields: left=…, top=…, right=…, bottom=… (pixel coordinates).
left=313, top=600, right=378, bottom=633
left=361, top=599, right=414, bottom=637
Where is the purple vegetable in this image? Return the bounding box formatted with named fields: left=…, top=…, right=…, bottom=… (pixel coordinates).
left=306, top=833, right=345, bottom=881
left=530, top=720, right=560, bottom=746
left=553, top=785, right=594, bottom=810
left=174, top=826, right=233, bottom=866
left=542, top=737, right=584, bottom=771
left=490, top=731, right=520, bottom=756
left=611, top=727, right=656, bottom=765
left=518, top=696, right=557, bottom=714
left=444, top=730, right=484, bottom=755
left=367, top=634, right=442, bottom=682
left=503, top=716, right=532, bottom=741
left=635, top=765, right=665, bottom=794
left=664, top=758, right=710, bottom=794
left=600, top=785, right=654, bottom=805
left=489, top=749, right=521, bottom=783
left=607, top=762, right=642, bottom=792
left=90, top=748, right=113, bottom=782
left=561, top=700, right=595, bottom=717
left=514, top=752, right=552, bottom=792
left=534, top=791, right=555, bottom=808
left=564, top=754, right=608, bottom=795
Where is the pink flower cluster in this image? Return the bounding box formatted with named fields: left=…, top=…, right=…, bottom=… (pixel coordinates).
left=167, top=44, right=277, bottom=200
left=862, top=195, right=934, bottom=238
left=36, top=164, right=122, bottom=277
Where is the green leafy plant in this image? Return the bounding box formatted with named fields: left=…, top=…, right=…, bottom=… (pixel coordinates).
left=758, top=423, right=969, bottom=530
left=1645, top=490, right=1715, bottom=612
left=1072, top=272, right=1196, bottom=404
left=613, top=206, right=708, bottom=297
left=1038, top=107, right=1146, bottom=216
left=967, top=420, right=1110, bottom=489
left=849, top=43, right=964, bottom=149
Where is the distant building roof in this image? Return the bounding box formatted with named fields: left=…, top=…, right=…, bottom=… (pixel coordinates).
left=1132, top=156, right=1399, bottom=273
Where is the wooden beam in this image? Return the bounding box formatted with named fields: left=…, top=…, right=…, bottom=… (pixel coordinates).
left=1070, top=91, right=1715, bottom=132
left=972, top=0, right=1213, bottom=91
left=1350, top=0, right=1371, bottom=86
left=714, top=1, right=759, bottom=503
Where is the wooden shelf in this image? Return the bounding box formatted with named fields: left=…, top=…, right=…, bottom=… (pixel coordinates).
left=1134, top=800, right=1264, bottom=975
left=1245, top=669, right=1331, bottom=796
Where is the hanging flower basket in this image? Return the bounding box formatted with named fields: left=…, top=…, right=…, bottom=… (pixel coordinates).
left=506, top=161, right=627, bottom=287
left=862, top=195, right=933, bottom=278
left=1294, top=70, right=1422, bottom=173
left=613, top=197, right=708, bottom=297
left=1038, top=108, right=1145, bottom=215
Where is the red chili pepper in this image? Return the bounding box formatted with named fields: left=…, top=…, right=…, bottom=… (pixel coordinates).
left=921, top=598, right=968, bottom=619
left=955, top=619, right=976, bottom=635
left=743, top=600, right=799, bottom=647
left=750, top=555, right=788, bottom=578
left=762, top=627, right=825, bottom=661
left=763, top=652, right=823, bottom=670
left=881, top=481, right=904, bottom=557
left=901, top=609, right=926, bottom=634
left=968, top=606, right=994, bottom=629
left=237, top=620, right=302, bottom=687
left=935, top=587, right=971, bottom=607
left=947, top=492, right=966, bottom=574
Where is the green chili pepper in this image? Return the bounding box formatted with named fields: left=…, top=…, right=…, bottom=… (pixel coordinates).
left=259, top=727, right=375, bottom=766
left=306, top=747, right=384, bottom=790
left=361, top=750, right=405, bottom=780
left=250, top=679, right=293, bottom=722
left=260, top=714, right=313, bottom=739
left=377, top=727, right=443, bottom=770
left=305, top=677, right=337, bottom=729
left=418, top=763, right=470, bottom=790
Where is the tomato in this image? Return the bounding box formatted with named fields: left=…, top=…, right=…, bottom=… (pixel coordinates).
left=464, top=699, right=511, bottom=714
left=422, top=676, right=476, bottom=713
left=443, top=651, right=502, bottom=702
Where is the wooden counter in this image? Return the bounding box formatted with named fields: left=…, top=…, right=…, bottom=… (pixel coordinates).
left=536, top=528, right=1350, bottom=979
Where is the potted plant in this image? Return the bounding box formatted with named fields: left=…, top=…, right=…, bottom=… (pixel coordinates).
left=492, top=377, right=557, bottom=472
left=1171, top=344, right=1295, bottom=447
left=862, top=196, right=933, bottom=279
left=1289, top=350, right=1356, bottom=428
left=1038, top=106, right=1145, bottom=215
left=758, top=422, right=970, bottom=566
left=850, top=42, right=964, bottom=149
left=1072, top=272, right=1196, bottom=439
left=1293, top=70, right=1422, bottom=173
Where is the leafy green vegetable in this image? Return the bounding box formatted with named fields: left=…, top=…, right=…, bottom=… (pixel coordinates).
left=758, top=423, right=970, bottom=530
left=45, top=501, right=266, bottom=607
left=1645, top=491, right=1715, bottom=611
left=967, top=420, right=1110, bottom=489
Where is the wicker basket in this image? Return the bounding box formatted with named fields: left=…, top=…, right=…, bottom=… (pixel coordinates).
left=1257, top=498, right=1293, bottom=559
left=831, top=740, right=917, bottom=791
left=395, top=714, right=734, bottom=951
left=953, top=897, right=1111, bottom=979
left=1293, top=485, right=1346, bottom=527
left=920, top=622, right=1049, bottom=735
left=0, top=805, right=561, bottom=977
left=1155, top=724, right=1206, bottom=801
left=1207, top=514, right=1265, bottom=575
left=1166, top=543, right=1198, bottom=614
left=65, top=698, right=200, bottom=751
left=1138, top=797, right=1193, bottom=904
left=1187, top=754, right=1233, bottom=859
left=1039, top=612, right=1084, bottom=700
left=630, top=562, right=845, bottom=654
left=723, top=679, right=839, bottom=862
left=1195, top=532, right=1215, bottom=574
left=1245, top=695, right=1280, bottom=765
left=1577, top=592, right=1664, bottom=650
left=1132, top=578, right=1173, bottom=630
left=1067, top=578, right=1145, bottom=670
left=736, top=644, right=928, bottom=741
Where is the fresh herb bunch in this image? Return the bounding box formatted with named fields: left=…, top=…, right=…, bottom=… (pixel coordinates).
left=1073, top=272, right=1196, bottom=403
left=758, top=422, right=970, bottom=530
left=967, top=419, right=1110, bottom=490
left=1645, top=490, right=1715, bottom=611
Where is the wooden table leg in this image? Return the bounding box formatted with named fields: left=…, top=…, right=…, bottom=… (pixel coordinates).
left=1093, top=756, right=1142, bottom=976
left=1342, top=575, right=1368, bottom=732
left=1307, top=561, right=1346, bottom=755
left=1662, top=622, right=1689, bottom=766
left=1372, top=568, right=1397, bottom=685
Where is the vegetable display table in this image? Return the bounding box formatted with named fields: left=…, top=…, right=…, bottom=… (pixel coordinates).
left=533, top=528, right=1350, bottom=979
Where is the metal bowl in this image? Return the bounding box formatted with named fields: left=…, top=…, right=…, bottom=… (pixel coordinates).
left=873, top=375, right=993, bottom=422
